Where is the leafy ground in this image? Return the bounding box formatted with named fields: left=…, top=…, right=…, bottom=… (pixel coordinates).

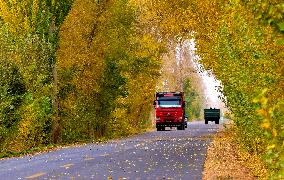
left=203, top=123, right=268, bottom=180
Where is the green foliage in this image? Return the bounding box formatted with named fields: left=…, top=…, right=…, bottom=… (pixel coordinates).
left=0, top=23, right=53, bottom=151
left=190, top=0, right=284, bottom=177
left=0, top=61, right=25, bottom=128
left=183, top=78, right=202, bottom=120
left=0, top=0, right=73, bottom=150
left=0, top=61, right=25, bottom=149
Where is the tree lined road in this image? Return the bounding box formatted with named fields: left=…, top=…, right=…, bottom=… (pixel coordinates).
left=0, top=121, right=221, bottom=180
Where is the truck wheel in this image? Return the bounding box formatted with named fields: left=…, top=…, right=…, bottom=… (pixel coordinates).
left=215, top=120, right=219, bottom=124
left=177, top=125, right=184, bottom=130
left=161, top=127, right=165, bottom=131
left=157, top=128, right=160, bottom=131
left=181, top=124, right=185, bottom=130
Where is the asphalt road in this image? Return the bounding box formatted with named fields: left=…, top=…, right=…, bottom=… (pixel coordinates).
left=0, top=121, right=222, bottom=180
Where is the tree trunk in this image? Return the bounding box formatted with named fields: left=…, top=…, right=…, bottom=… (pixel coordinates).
left=50, top=18, right=60, bottom=144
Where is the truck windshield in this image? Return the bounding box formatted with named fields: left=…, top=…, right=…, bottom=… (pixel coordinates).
left=158, top=100, right=181, bottom=108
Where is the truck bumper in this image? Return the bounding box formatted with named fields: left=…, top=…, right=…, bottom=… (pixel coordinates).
left=156, top=122, right=185, bottom=128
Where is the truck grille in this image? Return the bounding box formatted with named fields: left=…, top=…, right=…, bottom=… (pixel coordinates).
left=161, top=112, right=177, bottom=117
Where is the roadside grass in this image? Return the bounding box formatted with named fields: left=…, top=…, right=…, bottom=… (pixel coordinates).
left=0, top=127, right=155, bottom=160
left=203, top=123, right=268, bottom=180
left=0, top=144, right=56, bottom=159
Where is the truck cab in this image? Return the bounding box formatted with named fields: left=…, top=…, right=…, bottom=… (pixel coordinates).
left=154, top=92, right=187, bottom=131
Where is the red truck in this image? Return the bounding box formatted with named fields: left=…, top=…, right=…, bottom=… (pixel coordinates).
left=153, top=92, right=187, bottom=131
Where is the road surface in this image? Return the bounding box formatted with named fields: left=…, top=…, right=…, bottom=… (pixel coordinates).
left=0, top=121, right=222, bottom=180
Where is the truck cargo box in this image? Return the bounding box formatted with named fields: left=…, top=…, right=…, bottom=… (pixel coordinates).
left=204, top=108, right=220, bottom=124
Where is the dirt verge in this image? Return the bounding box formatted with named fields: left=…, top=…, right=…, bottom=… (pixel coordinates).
left=203, top=125, right=268, bottom=180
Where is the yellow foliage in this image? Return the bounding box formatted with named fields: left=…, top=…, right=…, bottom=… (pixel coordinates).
left=257, top=109, right=267, bottom=117
left=272, top=129, right=277, bottom=137
left=261, top=121, right=270, bottom=129
left=18, top=105, right=34, bottom=139
left=57, top=0, right=105, bottom=95
left=188, top=0, right=283, bottom=177
left=267, top=144, right=276, bottom=150
left=0, top=0, right=33, bottom=34
left=1, top=1, right=282, bottom=177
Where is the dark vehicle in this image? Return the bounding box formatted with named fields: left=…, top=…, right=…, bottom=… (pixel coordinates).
left=153, top=92, right=187, bottom=131
left=204, top=108, right=220, bottom=124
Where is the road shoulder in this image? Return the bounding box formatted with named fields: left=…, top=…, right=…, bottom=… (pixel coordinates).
left=202, top=125, right=268, bottom=180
